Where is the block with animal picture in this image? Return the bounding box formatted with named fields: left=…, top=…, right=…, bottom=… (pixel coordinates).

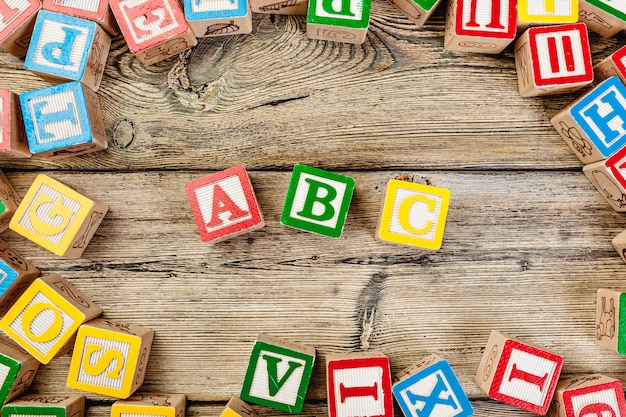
left=376, top=179, right=450, bottom=250
left=10, top=174, right=108, bottom=257
left=514, top=23, right=593, bottom=97
left=443, top=0, right=517, bottom=54
left=250, top=0, right=307, bottom=14
left=392, top=354, right=474, bottom=417
left=388, top=0, right=443, bottom=27
left=184, top=0, right=252, bottom=37
left=240, top=333, right=315, bottom=414
left=111, top=394, right=186, bottom=417
left=549, top=374, right=626, bottom=417
left=0, top=275, right=102, bottom=364
left=551, top=77, right=626, bottom=165
left=42, top=0, right=119, bottom=35
left=326, top=351, right=393, bottom=417
left=0, top=0, right=40, bottom=58
left=0, top=89, right=30, bottom=158
left=594, top=288, right=626, bottom=354
left=24, top=11, right=111, bottom=91
left=221, top=396, right=262, bottom=417
left=280, top=164, right=354, bottom=238
left=109, top=0, right=197, bottom=65
left=0, top=238, right=39, bottom=316
left=0, top=169, right=20, bottom=233
left=582, top=145, right=626, bottom=211
left=2, top=394, right=85, bottom=417
left=613, top=230, right=626, bottom=263
left=306, top=0, right=372, bottom=44
left=67, top=318, right=154, bottom=398
left=475, top=330, right=563, bottom=415
left=185, top=166, right=264, bottom=243
left=517, top=0, right=577, bottom=29
left=20, top=82, right=108, bottom=160
left=594, top=45, right=626, bottom=84
left=0, top=339, right=39, bottom=406
left=578, top=0, right=626, bottom=37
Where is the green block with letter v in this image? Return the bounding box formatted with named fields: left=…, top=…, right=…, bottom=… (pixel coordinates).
left=307, top=0, right=372, bottom=29
left=584, top=0, right=626, bottom=22
left=240, top=340, right=315, bottom=413
left=280, top=164, right=355, bottom=238
left=0, top=354, right=20, bottom=406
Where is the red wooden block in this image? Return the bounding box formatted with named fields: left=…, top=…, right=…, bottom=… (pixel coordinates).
left=476, top=331, right=563, bottom=415
left=109, top=0, right=197, bottom=65
left=595, top=45, right=626, bottom=84
left=0, top=0, right=40, bottom=58
left=514, top=23, right=593, bottom=97
left=326, top=352, right=393, bottom=417
left=42, top=0, right=120, bottom=35
left=0, top=89, right=29, bottom=159
left=550, top=374, right=626, bottom=417
left=185, top=166, right=265, bottom=243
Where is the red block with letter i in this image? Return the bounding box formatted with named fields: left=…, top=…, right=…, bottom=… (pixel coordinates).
left=185, top=166, right=265, bottom=243
left=475, top=330, right=563, bottom=415
left=514, top=23, right=593, bottom=97
left=327, top=351, right=393, bottom=417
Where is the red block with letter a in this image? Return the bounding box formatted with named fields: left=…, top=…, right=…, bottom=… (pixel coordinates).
left=0, top=0, right=40, bottom=58
left=109, top=0, right=197, bottom=65
left=185, top=166, right=265, bottom=243
left=514, top=23, right=593, bottom=97
left=549, top=374, right=626, bottom=417
left=326, top=351, right=393, bottom=417
left=476, top=330, right=563, bottom=415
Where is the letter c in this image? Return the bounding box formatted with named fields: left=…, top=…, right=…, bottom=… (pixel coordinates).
left=29, top=194, right=75, bottom=236
left=398, top=195, right=436, bottom=235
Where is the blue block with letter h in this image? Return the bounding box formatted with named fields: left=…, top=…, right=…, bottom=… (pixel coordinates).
left=392, top=356, right=474, bottom=417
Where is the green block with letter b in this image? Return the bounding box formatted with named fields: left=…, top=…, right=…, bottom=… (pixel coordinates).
left=307, top=0, right=371, bottom=29
left=280, top=164, right=355, bottom=238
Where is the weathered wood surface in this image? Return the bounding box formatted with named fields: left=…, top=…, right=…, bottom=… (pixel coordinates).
left=2, top=1, right=626, bottom=416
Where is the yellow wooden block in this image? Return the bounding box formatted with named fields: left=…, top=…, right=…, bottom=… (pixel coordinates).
left=221, top=396, right=261, bottom=417
left=111, top=394, right=186, bottom=417
left=376, top=179, right=450, bottom=250
left=9, top=174, right=108, bottom=257
left=67, top=318, right=154, bottom=399
left=0, top=275, right=102, bottom=364
left=517, top=0, right=577, bottom=25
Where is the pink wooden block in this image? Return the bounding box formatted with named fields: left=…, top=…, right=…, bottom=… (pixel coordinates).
left=0, top=0, right=40, bottom=58
left=42, top=0, right=120, bottom=35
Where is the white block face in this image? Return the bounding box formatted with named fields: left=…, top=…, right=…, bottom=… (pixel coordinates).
left=248, top=349, right=307, bottom=406
left=332, top=366, right=385, bottom=417
left=52, top=0, right=101, bottom=13
left=193, top=175, right=252, bottom=233
left=534, top=30, right=587, bottom=80
left=314, top=0, right=364, bottom=21
left=0, top=0, right=33, bottom=32
left=578, top=85, right=626, bottom=149
left=496, top=348, right=559, bottom=407
left=388, top=187, right=445, bottom=242
left=523, top=0, right=574, bottom=17
left=27, top=90, right=83, bottom=144
left=75, top=335, right=131, bottom=390
left=117, top=0, right=181, bottom=44
left=32, top=19, right=90, bottom=73
left=289, top=173, right=347, bottom=228
left=7, top=291, right=76, bottom=357
left=192, top=0, right=240, bottom=12
left=0, top=362, right=11, bottom=387
left=460, top=0, right=512, bottom=34
left=568, top=387, right=622, bottom=416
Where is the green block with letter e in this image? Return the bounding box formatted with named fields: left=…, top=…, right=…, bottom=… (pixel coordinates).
left=280, top=164, right=355, bottom=238
left=307, top=0, right=372, bottom=29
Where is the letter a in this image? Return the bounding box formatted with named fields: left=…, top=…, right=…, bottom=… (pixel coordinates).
left=206, top=184, right=249, bottom=228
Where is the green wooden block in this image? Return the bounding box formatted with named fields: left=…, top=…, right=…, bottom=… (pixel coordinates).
left=583, top=0, right=626, bottom=22
left=2, top=394, right=84, bottom=417
left=306, top=0, right=371, bottom=43
left=240, top=334, right=316, bottom=414
left=280, top=164, right=355, bottom=238
left=0, top=341, right=39, bottom=407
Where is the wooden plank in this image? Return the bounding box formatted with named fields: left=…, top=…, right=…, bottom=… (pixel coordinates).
left=0, top=170, right=621, bottom=405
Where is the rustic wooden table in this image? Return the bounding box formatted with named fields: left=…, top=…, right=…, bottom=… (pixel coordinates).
left=1, top=3, right=625, bottom=417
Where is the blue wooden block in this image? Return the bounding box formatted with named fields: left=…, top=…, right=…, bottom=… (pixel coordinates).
left=19, top=82, right=107, bottom=159
left=392, top=356, right=474, bottom=417
left=184, top=0, right=252, bottom=37
left=24, top=10, right=111, bottom=91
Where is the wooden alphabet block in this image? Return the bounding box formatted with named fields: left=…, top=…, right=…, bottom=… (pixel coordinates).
left=10, top=174, right=109, bottom=257
left=19, top=82, right=108, bottom=159
left=514, top=23, right=593, bottom=97
left=475, top=330, right=563, bottom=415
left=42, top=0, right=119, bottom=35
left=613, top=230, right=626, bottom=263
left=0, top=275, right=102, bottom=364
left=0, top=238, right=39, bottom=316
left=0, top=89, right=30, bottom=159
left=306, top=0, right=372, bottom=44
left=594, top=288, right=626, bottom=353
left=582, top=145, right=626, bottom=211
left=549, top=374, right=626, bottom=417
left=280, top=164, right=354, bottom=238
left=111, top=394, right=186, bottom=417
left=240, top=333, right=315, bottom=413
left=2, top=395, right=85, bottom=417
left=443, top=0, right=517, bottom=54
left=0, top=169, right=20, bottom=233
left=376, top=179, right=450, bottom=250
left=0, top=0, right=40, bottom=58
left=221, top=396, right=262, bottom=417
left=0, top=339, right=39, bottom=406
left=594, top=46, right=626, bottom=84
left=326, top=351, right=393, bottom=417
left=578, top=0, right=626, bottom=37
left=185, top=166, right=264, bottom=243
left=250, top=0, right=307, bottom=14
left=388, top=0, right=443, bottom=27
left=551, top=77, right=626, bottom=164
left=24, top=11, right=111, bottom=91
left=67, top=318, right=154, bottom=399
left=184, top=0, right=252, bottom=37
left=392, top=354, right=474, bottom=417
left=517, top=0, right=577, bottom=29
left=109, top=0, right=197, bottom=65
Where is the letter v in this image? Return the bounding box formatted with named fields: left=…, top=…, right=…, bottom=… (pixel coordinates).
left=263, top=355, right=303, bottom=396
